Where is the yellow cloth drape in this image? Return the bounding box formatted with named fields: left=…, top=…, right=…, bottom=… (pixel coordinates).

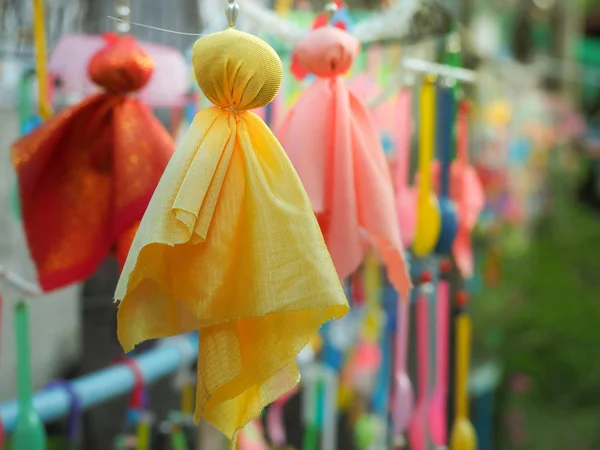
left=116, top=107, right=348, bottom=438
left=116, top=29, right=349, bottom=442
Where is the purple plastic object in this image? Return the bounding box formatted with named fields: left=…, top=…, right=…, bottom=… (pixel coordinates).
left=44, top=380, right=81, bottom=442
left=392, top=296, right=413, bottom=438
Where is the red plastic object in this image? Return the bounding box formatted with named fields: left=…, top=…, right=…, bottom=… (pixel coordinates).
left=456, top=290, right=469, bottom=308
left=439, top=258, right=452, bottom=274
left=420, top=270, right=433, bottom=284
left=115, top=357, right=145, bottom=409
left=351, top=272, right=365, bottom=306
left=0, top=414, right=5, bottom=450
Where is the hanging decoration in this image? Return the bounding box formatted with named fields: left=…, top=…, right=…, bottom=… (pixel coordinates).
left=114, top=5, right=349, bottom=446
left=11, top=34, right=174, bottom=291
left=413, top=76, right=441, bottom=258
left=450, top=292, right=477, bottom=450
left=452, top=101, right=485, bottom=278
left=278, top=22, right=411, bottom=300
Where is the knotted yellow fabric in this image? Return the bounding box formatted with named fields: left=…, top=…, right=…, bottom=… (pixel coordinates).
left=115, top=28, right=349, bottom=442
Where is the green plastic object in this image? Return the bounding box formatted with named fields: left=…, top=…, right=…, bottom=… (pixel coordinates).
left=442, top=29, right=462, bottom=161
left=354, top=414, right=377, bottom=450
left=11, top=185, right=21, bottom=220
left=302, top=423, right=318, bottom=450
left=169, top=428, right=187, bottom=450
left=18, top=74, right=33, bottom=131
left=12, top=301, right=47, bottom=450
left=302, top=375, right=323, bottom=450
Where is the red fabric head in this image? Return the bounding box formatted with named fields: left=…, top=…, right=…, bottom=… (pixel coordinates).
left=88, top=33, right=155, bottom=93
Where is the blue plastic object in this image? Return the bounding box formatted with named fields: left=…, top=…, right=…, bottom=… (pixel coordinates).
left=12, top=301, right=46, bottom=450
left=474, top=390, right=494, bottom=450
left=508, top=138, right=531, bottom=165
left=264, top=102, right=273, bottom=128
left=0, top=335, right=198, bottom=433
left=331, top=6, right=354, bottom=31
left=20, top=115, right=42, bottom=136
left=381, top=132, right=394, bottom=155
left=371, top=332, right=392, bottom=415
left=184, top=99, right=196, bottom=125
left=434, top=86, right=458, bottom=254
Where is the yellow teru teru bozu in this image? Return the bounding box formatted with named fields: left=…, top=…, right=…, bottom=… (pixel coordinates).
left=115, top=28, right=349, bottom=445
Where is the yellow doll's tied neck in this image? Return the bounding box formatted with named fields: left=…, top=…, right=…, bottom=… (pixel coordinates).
left=113, top=8, right=349, bottom=448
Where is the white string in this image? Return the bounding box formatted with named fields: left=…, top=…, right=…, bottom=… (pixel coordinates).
left=106, top=16, right=206, bottom=37
left=0, top=265, right=42, bottom=297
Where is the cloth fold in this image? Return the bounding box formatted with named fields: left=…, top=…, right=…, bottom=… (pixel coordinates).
left=12, top=93, right=172, bottom=291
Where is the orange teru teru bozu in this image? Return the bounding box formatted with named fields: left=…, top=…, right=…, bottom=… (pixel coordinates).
left=11, top=33, right=174, bottom=292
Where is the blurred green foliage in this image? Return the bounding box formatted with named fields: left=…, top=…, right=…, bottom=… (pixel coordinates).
left=472, top=166, right=600, bottom=448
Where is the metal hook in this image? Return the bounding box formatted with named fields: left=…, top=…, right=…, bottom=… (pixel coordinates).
left=114, top=0, right=131, bottom=34
left=225, top=0, right=240, bottom=28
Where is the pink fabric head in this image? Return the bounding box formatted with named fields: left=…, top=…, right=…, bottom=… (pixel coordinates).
left=295, top=27, right=360, bottom=78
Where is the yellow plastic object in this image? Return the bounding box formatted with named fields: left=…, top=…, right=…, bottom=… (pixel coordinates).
left=363, top=253, right=383, bottom=341
left=275, top=0, right=293, bottom=14
left=364, top=253, right=381, bottom=310
left=181, top=381, right=195, bottom=416
left=338, top=383, right=354, bottom=410
left=413, top=76, right=441, bottom=258
left=115, top=28, right=349, bottom=444
left=136, top=416, right=151, bottom=450
left=449, top=314, right=477, bottom=450
left=32, top=0, right=52, bottom=120
left=310, top=334, right=323, bottom=354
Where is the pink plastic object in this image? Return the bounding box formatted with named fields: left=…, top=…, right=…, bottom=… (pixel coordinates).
left=355, top=341, right=382, bottom=374
left=238, top=419, right=269, bottom=450
left=278, top=26, right=411, bottom=300
left=452, top=102, right=485, bottom=278
left=266, top=386, right=299, bottom=447
left=426, top=102, right=484, bottom=277
left=394, top=89, right=417, bottom=249
left=393, top=297, right=414, bottom=437
left=428, top=280, right=450, bottom=445
left=409, top=293, right=429, bottom=450
left=49, top=34, right=188, bottom=107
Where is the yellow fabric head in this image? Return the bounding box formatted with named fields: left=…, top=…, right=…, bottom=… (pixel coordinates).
left=115, top=28, right=348, bottom=447
left=192, top=28, right=282, bottom=110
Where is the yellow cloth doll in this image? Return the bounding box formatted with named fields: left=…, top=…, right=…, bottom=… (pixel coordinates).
left=115, top=28, right=349, bottom=442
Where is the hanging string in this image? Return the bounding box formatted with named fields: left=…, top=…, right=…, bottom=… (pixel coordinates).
left=107, top=16, right=205, bottom=37
left=32, top=0, right=52, bottom=119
